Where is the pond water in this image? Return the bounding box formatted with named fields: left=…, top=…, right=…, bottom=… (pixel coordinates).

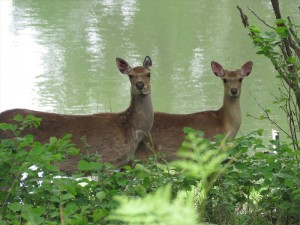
left=1, top=0, right=299, bottom=140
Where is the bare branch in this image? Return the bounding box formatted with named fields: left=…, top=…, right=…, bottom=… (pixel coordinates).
left=288, top=16, right=300, bottom=46
left=247, top=97, right=291, bottom=139
left=287, top=17, right=300, bottom=59
left=288, top=37, right=300, bottom=60
left=237, top=1, right=300, bottom=147
left=237, top=5, right=249, bottom=27
left=247, top=6, right=275, bottom=29
left=271, top=0, right=282, bottom=19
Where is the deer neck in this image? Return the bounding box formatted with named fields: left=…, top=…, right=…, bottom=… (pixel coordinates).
left=124, top=93, right=154, bottom=133
left=220, top=94, right=241, bottom=139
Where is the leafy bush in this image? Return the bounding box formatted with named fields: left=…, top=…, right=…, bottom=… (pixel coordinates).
left=110, top=128, right=228, bottom=225
left=237, top=1, right=300, bottom=149
left=0, top=115, right=189, bottom=224
left=1, top=116, right=299, bottom=224
left=109, top=184, right=201, bottom=225
left=207, top=130, right=300, bottom=224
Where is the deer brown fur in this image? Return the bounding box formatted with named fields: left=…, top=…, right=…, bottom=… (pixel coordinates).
left=0, top=56, right=154, bottom=174
left=135, top=61, right=253, bottom=161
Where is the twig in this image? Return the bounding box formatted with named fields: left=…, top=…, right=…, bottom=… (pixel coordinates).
left=237, top=5, right=249, bottom=27
left=248, top=97, right=291, bottom=139
left=271, top=0, right=282, bottom=19
left=288, top=36, right=300, bottom=60
left=287, top=17, right=300, bottom=59
left=285, top=83, right=299, bottom=149
left=60, top=204, right=65, bottom=225
left=247, top=6, right=275, bottom=29
left=287, top=16, right=300, bottom=46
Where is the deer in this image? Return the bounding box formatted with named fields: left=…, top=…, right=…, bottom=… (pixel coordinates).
left=134, top=61, right=253, bottom=161
left=0, top=56, right=154, bottom=174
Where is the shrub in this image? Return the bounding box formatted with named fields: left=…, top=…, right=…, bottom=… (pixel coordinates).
left=1, top=116, right=299, bottom=224
left=0, top=115, right=187, bottom=224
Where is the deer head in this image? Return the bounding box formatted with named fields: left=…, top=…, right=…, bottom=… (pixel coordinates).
left=116, top=56, right=152, bottom=96
left=211, top=61, right=253, bottom=97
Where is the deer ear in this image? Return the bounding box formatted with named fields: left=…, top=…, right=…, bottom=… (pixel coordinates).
left=116, top=57, right=132, bottom=74
left=211, top=61, right=225, bottom=77
left=143, top=56, right=152, bottom=70
left=241, top=61, right=253, bottom=77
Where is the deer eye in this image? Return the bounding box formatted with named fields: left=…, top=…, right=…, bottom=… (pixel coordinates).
left=147, top=73, right=151, bottom=77
left=223, top=79, right=227, bottom=83
left=128, top=75, right=133, bottom=79
left=239, top=78, right=243, bottom=82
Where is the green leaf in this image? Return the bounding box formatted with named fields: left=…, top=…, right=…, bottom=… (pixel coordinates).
left=262, top=171, right=273, bottom=179
left=21, top=206, right=45, bottom=224
left=24, top=115, right=42, bottom=128
left=135, top=163, right=145, bottom=171
left=253, top=37, right=263, bottom=43
left=287, top=56, right=296, bottom=64
left=30, top=206, right=45, bottom=217
left=265, top=31, right=277, bottom=38
left=46, top=164, right=59, bottom=171
left=60, top=193, right=75, bottom=201
left=87, top=161, right=102, bottom=171
left=52, top=153, right=62, bottom=161
left=275, top=19, right=286, bottom=25
left=29, top=146, right=44, bottom=156
left=49, top=137, right=58, bottom=143
left=275, top=27, right=289, bottom=38
left=13, top=114, right=23, bottom=122
left=143, top=177, right=151, bottom=189
left=183, top=127, right=196, bottom=134
left=110, top=185, right=200, bottom=225
left=135, top=184, right=147, bottom=196
left=249, top=25, right=261, bottom=34
left=50, top=195, right=60, bottom=202
left=116, top=176, right=128, bottom=187
left=256, top=129, right=264, bottom=136
left=78, top=160, right=102, bottom=171
left=67, top=147, right=80, bottom=155
left=0, top=220, right=7, bottom=225
left=254, top=152, right=266, bottom=159
left=284, top=178, right=294, bottom=188
left=122, top=165, right=132, bottom=171
left=8, top=202, right=23, bottom=212
left=183, top=127, right=204, bottom=137
left=96, top=191, right=106, bottom=202
left=63, top=202, right=78, bottom=218
left=92, top=209, right=108, bottom=222
left=0, top=123, right=16, bottom=131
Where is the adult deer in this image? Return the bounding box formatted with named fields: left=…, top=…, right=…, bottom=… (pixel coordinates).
left=0, top=56, right=154, bottom=174
left=135, top=61, right=253, bottom=161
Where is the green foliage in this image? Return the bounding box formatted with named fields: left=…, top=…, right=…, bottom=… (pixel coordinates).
left=174, top=128, right=228, bottom=182
left=110, top=128, right=228, bottom=225
left=110, top=185, right=203, bottom=225
left=241, top=11, right=300, bottom=222
left=0, top=115, right=188, bottom=224
left=1, top=116, right=299, bottom=224
left=243, top=4, right=300, bottom=149
left=207, top=130, right=300, bottom=224
left=0, top=114, right=41, bottom=137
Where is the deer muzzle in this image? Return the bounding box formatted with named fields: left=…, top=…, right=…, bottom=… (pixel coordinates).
left=136, top=81, right=145, bottom=90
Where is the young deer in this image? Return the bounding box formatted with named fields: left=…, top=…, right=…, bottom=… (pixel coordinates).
left=0, top=56, right=154, bottom=174
left=135, top=61, right=253, bottom=161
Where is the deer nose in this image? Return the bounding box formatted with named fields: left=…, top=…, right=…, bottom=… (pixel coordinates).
left=231, top=88, right=238, bottom=95
left=136, top=81, right=144, bottom=90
